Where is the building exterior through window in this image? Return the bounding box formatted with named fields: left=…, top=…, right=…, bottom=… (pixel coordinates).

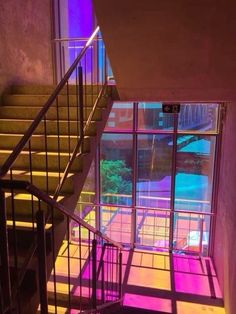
left=73, top=102, right=222, bottom=257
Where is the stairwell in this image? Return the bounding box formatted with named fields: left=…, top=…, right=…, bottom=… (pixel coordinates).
left=0, top=82, right=117, bottom=313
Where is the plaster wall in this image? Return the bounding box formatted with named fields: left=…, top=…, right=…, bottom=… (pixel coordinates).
left=0, top=0, right=53, bottom=96
left=214, top=103, right=236, bottom=314
left=93, top=0, right=236, bottom=101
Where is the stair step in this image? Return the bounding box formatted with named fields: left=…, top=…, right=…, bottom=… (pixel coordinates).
left=38, top=304, right=79, bottom=313
left=0, top=106, right=103, bottom=120
left=11, top=84, right=102, bottom=95
left=7, top=219, right=52, bottom=230
left=0, top=149, right=84, bottom=172
left=4, top=170, right=74, bottom=194
left=0, top=119, right=97, bottom=136
left=2, top=94, right=106, bottom=107
left=5, top=193, right=64, bottom=221
left=0, top=134, right=91, bottom=152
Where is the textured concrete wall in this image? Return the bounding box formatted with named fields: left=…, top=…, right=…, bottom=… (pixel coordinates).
left=214, top=103, right=236, bottom=314
left=0, top=0, right=53, bottom=95
left=93, top=0, right=236, bottom=101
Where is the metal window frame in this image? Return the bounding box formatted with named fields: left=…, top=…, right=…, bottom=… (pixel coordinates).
left=97, top=101, right=223, bottom=256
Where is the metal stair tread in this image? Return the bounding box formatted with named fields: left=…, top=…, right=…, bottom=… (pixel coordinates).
left=7, top=219, right=52, bottom=230
left=0, top=149, right=78, bottom=157
left=5, top=192, right=64, bottom=202
left=0, top=133, right=91, bottom=139
left=6, top=169, right=74, bottom=178
left=0, top=118, right=98, bottom=122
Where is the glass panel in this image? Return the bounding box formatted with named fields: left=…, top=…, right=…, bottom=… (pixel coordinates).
left=105, top=102, right=133, bottom=131
left=101, top=206, right=132, bottom=245
left=138, top=102, right=174, bottom=131
left=100, top=134, right=133, bottom=205
left=175, top=135, right=216, bottom=212
left=136, top=134, right=173, bottom=209
left=178, top=103, right=219, bottom=133
left=136, top=209, right=170, bottom=250
left=173, top=212, right=210, bottom=256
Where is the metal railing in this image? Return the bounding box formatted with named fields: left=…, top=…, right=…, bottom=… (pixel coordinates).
left=0, top=27, right=123, bottom=313
left=74, top=201, right=213, bottom=256
left=52, top=33, right=113, bottom=83
left=0, top=179, right=123, bottom=313
left=0, top=26, right=108, bottom=201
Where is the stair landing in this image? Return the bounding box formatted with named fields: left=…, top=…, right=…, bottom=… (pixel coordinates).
left=47, top=241, right=225, bottom=314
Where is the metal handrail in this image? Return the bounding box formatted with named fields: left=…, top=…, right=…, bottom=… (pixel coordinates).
left=0, top=179, right=123, bottom=250
left=0, top=26, right=100, bottom=178
left=53, top=36, right=102, bottom=42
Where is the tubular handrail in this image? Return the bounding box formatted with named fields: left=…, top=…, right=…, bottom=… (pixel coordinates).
left=0, top=26, right=100, bottom=178
left=0, top=179, right=123, bottom=250
left=53, top=36, right=102, bottom=42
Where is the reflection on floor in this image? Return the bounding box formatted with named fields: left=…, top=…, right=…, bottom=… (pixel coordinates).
left=47, top=241, right=225, bottom=313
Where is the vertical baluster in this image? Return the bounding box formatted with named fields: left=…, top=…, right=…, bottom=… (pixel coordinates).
left=79, top=223, right=82, bottom=312
left=91, top=41, right=94, bottom=104
left=84, top=52, right=87, bottom=110
left=119, top=251, right=122, bottom=299
left=36, top=206, right=48, bottom=313
left=43, top=115, right=49, bottom=195
left=101, top=244, right=105, bottom=304
left=28, top=140, right=35, bottom=230
left=9, top=181, right=21, bottom=312
left=78, top=66, right=84, bottom=152
left=28, top=139, right=33, bottom=186
left=92, top=238, right=97, bottom=309
left=76, top=65, right=79, bottom=139
left=62, top=44, right=65, bottom=76
left=104, top=44, right=107, bottom=85
left=51, top=205, right=57, bottom=314
left=88, top=231, right=91, bottom=302
left=66, top=81, right=71, bottom=161
left=66, top=216, right=71, bottom=310
left=56, top=96, right=61, bottom=185
left=111, top=246, right=114, bottom=300
left=0, top=188, right=12, bottom=312
left=116, top=248, right=118, bottom=300
left=96, top=39, right=99, bottom=95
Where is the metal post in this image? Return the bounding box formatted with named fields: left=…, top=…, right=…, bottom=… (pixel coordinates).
left=198, top=216, right=204, bottom=256
left=92, top=239, right=97, bottom=309
left=101, top=256, right=105, bottom=304
left=169, top=112, right=178, bottom=252
left=118, top=251, right=122, bottom=300
left=0, top=189, right=12, bottom=312
left=36, top=209, right=48, bottom=314
left=78, top=65, right=84, bottom=151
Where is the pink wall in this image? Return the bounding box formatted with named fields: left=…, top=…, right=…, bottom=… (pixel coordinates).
left=93, top=0, right=236, bottom=101
left=214, top=103, right=236, bottom=314
left=0, top=0, right=53, bottom=95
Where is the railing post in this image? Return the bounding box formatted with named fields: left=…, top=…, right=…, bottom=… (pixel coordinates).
left=199, top=216, right=204, bottom=256
left=78, top=65, right=84, bottom=149
left=36, top=209, right=48, bottom=314
left=0, top=188, right=12, bottom=312
left=118, top=251, right=122, bottom=300
left=92, top=239, right=97, bottom=309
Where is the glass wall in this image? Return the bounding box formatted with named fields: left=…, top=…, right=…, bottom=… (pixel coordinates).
left=136, top=134, right=173, bottom=209
left=93, top=102, right=221, bottom=255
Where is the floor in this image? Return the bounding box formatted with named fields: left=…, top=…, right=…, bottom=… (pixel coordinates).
left=47, top=241, right=225, bottom=314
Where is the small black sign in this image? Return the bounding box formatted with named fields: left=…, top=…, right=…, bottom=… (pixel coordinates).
left=162, top=104, right=180, bottom=114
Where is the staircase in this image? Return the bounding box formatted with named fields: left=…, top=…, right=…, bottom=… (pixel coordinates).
left=0, top=27, right=123, bottom=314
left=0, top=84, right=112, bottom=201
